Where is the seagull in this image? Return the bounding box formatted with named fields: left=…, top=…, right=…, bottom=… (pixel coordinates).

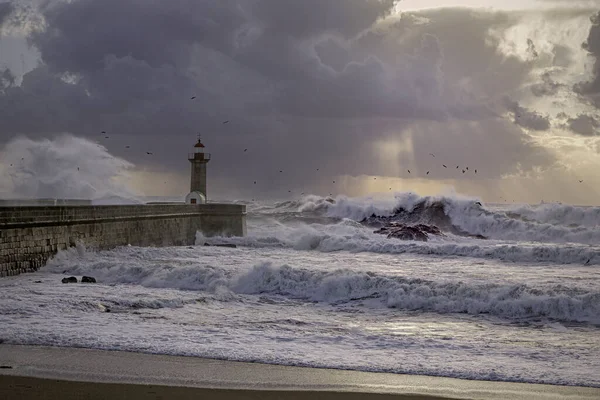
left=316, top=168, right=319, bottom=171
left=333, top=180, right=336, bottom=183
left=429, top=153, right=435, bottom=158
left=101, top=131, right=106, bottom=134
left=146, top=152, right=153, bottom=155
left=191, top=96, right=196, bottom=100
left=426, top=171, right=430, bottom=175
left=456, top=166, right=459, bottom=169
left=279, top=170, right=283, bottom=173
left=104, top=136, right=109, bottom=139
left=475, top=169, right=477, bottom=174
left=244, top=149, right=247, bottom=152
left=407, top=170, right=411, bottom=174
left=462, top=170, right=465, bottom=173
left=443, top=165, right=447, bottom=168
left=223, top=120, right=229, bottom=124
left=254, top=181, right=257, bottom=184
left=466, top=167, right=469, bottom=171
left=389, top=187, right=392, bottom=190
left=579, top=180, right=583, bottom=183
left=125, top=146, right=130, bottom=149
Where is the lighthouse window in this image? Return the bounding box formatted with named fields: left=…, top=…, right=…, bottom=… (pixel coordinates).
left=190, top=199, right=197, bottom=204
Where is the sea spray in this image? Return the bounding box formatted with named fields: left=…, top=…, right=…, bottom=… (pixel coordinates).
left=0, top=134, right=140, bottom=203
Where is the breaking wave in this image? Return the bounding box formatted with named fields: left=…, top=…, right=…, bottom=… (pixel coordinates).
left=46, top=253, right=600, bottom=325
left=249, top=194, right=600, bottom=247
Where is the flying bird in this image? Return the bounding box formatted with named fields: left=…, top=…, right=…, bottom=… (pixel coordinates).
left=407, top=170, right=411, bottom=174
left=244, top=149, right=248, bottom=152
left=223, top=120, right=229, bottom=124
left=456, top=166, right=459, bottom=169
left=443, top=165, right=447, bottom=168
left=333, top=180, right=336, bottom=183
left=125, top=146, right=130, bottom=149
left=254, top=181, right=257, bottom=184
left=191, top=96, right=196, bottom=100
left=279, top=170, right=283, bottom=173
left=466, top=167, right=469, bottom=171
left=104, top=136, right=109, bottom=139
left=462, top=170, right=465, bottom=173
left=316, top=168, right=319, bottom=171
left=426, top=171, right=430, bottom=175
left=429, top=153, right=435, bottom=157
left=579, top=180, right=583, bottom=183
left=101, top=131, right=106, bottom=134
left=475, top=169, right=477, bottom=174
left=146, top=152, right=153, bottom=155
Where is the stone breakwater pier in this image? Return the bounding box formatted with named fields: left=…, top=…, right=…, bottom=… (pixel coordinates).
left=0, top=203, right=246, bottom=277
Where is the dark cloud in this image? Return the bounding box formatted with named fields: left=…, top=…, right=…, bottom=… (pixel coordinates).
left=0, top=1, right=14, bottom=27
left=504, top=99, right=551, bottom=131
left=575, top=12, right=600, bottom=101
left=564, top=113, right=600, bottom=136
left=0, top=1, right=560, bottom=198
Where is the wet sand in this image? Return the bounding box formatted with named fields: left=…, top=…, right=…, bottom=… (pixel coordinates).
left=1, top=345, right=598, bottom=400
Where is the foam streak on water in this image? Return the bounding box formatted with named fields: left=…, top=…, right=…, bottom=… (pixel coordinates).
left=1, top=193, right=599, bottom=387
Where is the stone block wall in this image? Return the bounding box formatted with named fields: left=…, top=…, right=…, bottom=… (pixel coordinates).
left=0, top=204, right=246, bottom=277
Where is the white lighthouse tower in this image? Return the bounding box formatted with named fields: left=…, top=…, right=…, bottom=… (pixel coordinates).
left=185, top=135, right=210, bottom=204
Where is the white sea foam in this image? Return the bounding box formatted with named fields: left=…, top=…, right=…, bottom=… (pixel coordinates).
left=45, top=248, right=600, bottom=324
left=508, top=203, right=600, bottom=228
left=263, top=194, right=600, bottom=246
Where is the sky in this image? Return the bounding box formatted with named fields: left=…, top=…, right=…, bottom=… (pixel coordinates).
left=1, top=0, right=600, bottom=204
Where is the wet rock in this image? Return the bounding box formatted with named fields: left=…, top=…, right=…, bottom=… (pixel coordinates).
left=204, top=242, right=237, bottom=248
left=374, top=223, right=443, bottom=242
left=81, top=276, right=96, bottom=283
left=61, top=276, right=77, bottom=284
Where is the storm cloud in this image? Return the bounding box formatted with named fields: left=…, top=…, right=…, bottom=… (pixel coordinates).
left=0, top=1, right=14, bottom=27
left=0, top=0, right=597, bottom=201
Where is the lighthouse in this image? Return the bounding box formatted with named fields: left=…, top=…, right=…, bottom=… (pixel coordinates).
left=186, top=136, right=211, bottom=204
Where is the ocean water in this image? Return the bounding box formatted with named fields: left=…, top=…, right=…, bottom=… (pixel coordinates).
left=1, top=193, right=599, bottom=387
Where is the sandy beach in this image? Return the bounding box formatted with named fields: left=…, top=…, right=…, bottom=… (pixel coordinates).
left=1, top=345, right=599, bottom=400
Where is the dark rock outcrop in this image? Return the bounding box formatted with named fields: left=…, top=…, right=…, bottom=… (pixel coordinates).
left=361, top=199, right=487, bottom=240
left=61, top=276, right=77, bottom=283
left=81, top=276, right=97, bottom=283
left=374, top=223, right=443, bottom=242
